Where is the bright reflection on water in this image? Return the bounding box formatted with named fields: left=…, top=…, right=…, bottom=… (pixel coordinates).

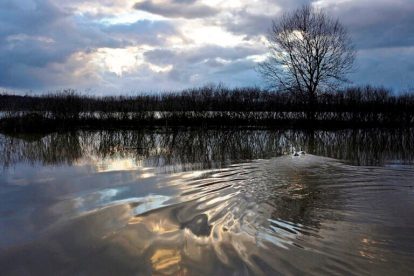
left=0, top=128, right=414, bottom=275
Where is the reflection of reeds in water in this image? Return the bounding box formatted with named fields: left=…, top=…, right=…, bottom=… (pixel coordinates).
left=1, top=128, right=414, bottom=169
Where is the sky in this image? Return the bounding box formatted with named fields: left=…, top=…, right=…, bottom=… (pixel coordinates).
left=0, top=0, right=413, bottom=94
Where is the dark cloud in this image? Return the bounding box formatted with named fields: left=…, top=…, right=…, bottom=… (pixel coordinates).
left=0, top=0, right=68, bottom=88
left=103, top=19, right=178, bottom=45
left=208, top=0, right=312, bottom=38
left=0, top=0, right=179, bottom=89
left=167, top=56, right=258, bottom=86
left=325, top=0, right=414, bottom=50
left=350, top=47, right=414, bottom=89
left=215, top=0, right=414, bottom=50
left=217, top=11, right=273, bottom=37
left=0, top=0, right=118, bottom=88
left=142, top=45, right=261, bottom=85
left=144, top=49, right=177, bottom=65
left=0, top=0, right=67, bottom=37
left=134, top=0, right=219, bottom=18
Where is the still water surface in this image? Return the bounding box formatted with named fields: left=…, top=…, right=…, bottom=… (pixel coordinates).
left=1, top=128, right=414, bottom=275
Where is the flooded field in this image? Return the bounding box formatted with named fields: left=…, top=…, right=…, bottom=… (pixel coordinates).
left=0, top=128, right=413, bottom=275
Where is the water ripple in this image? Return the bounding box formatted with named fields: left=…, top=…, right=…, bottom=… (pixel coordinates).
left=1, top=154, right=414, bottom=275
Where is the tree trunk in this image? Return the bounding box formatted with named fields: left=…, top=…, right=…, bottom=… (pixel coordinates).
left=307, top=91, right=317, bottom=121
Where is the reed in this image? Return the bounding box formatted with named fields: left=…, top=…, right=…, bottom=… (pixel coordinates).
left=1, top=85, right=413, bottom=131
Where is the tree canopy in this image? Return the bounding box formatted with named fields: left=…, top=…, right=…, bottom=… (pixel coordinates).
left=259, top=5, right=355, bottom=102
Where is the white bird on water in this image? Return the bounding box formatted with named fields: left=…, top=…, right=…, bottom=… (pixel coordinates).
left=291, top=146, right=306, bottom=157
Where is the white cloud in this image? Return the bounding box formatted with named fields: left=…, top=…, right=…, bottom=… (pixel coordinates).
left=180, top=22, right=247, bottom=47
left=93, top=47, right=146, bottom=76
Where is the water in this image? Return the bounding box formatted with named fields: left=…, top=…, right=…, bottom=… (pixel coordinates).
left=0, top=128, right=414, bottom=275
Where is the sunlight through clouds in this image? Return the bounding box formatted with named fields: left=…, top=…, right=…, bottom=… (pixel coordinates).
left=90, top=47, right=173, bottom=76
left=98, top=10, right=165, bottom=25
left=94, top=47, right=145, bottom=76
left=1, top=0, right=413, bottom=92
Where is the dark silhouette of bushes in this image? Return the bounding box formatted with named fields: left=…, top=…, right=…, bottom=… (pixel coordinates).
left=1, top=85, right=413, bottom=131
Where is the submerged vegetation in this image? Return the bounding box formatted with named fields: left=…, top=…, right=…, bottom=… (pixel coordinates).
left=1, top=85, right=414, bottom=132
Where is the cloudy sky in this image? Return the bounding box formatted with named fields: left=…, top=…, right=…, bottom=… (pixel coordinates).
left=1, top=0, right=413, bottom=94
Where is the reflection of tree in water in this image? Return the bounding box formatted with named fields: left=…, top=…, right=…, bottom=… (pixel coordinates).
left=263, top=163, right=345, bottom=228
left=1, top=128, right=414, bottom=168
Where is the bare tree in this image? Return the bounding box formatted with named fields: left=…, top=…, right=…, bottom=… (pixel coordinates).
left=259, top=5, right=355, bottom=104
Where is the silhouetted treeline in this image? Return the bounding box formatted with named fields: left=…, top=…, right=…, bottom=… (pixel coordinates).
left=1, top=85, right=414, bottom=130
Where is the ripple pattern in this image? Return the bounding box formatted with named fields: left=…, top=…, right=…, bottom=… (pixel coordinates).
left=1, top=154, right=414, bottom=275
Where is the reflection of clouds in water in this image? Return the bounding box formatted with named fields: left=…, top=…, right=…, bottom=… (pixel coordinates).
left=1, top=152, right=414, bottom=274
left=89, top=155, right=345, bottom=273
left=150, top=248, right=182, bottom=274
left=53, top=188, right=173, bottom=219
